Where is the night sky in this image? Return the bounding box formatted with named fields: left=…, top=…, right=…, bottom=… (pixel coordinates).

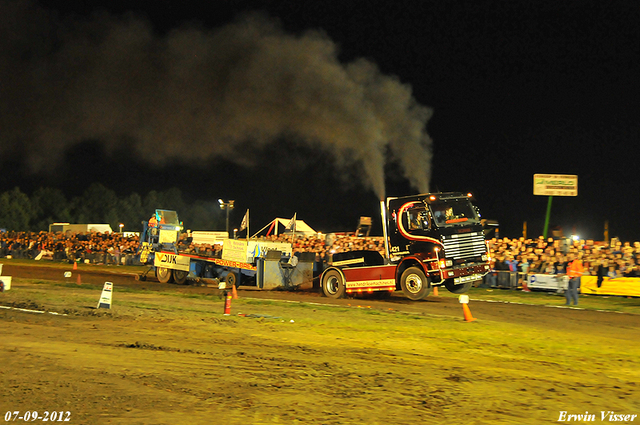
left=2, top=1, right=639, bottom=241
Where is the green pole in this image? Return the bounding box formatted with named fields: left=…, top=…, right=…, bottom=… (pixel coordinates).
left=542, top=196, right=553, bottom=239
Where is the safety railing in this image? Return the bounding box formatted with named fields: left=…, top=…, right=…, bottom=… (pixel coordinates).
left=483, top=271, right=569, bottom=291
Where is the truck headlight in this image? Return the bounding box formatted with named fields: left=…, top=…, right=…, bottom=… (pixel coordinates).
left=482, top=254, right=488, bottom=261
left=440, top=259, right=453, bottom=268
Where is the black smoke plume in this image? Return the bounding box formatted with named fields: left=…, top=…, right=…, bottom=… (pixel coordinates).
left=0, top=1, right=433, bottom=198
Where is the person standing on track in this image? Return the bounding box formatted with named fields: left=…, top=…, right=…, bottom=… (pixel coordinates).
left=566, top=252, right=584, bottom=306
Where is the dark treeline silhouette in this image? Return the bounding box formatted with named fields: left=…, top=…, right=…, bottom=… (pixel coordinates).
left=0, top=184, right=224, bottom=233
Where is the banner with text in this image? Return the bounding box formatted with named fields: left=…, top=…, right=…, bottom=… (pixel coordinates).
left=533, top=174, right=578, bottom=196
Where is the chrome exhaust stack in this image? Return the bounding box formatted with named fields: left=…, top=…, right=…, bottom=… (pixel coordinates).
left=380, top=199, right=391, bottom=264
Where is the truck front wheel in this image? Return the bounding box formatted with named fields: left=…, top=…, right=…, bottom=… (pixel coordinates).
left=400, top=267, right=430, bottom=300
left=322, top=270, right=345, bottom=299
left=444, top=278, right=472, bottom=294
left=156, top=267, right=173, bottom=283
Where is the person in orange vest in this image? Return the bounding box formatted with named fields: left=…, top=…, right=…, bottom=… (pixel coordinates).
left=148, top=214, right=159, bottom=241
left=566, top=252, right=584, bottom=306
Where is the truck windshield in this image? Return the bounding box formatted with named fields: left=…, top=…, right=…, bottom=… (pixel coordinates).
left=429, top=198, right=479, bottom=227
left=156, top=210, right=180, bottom=226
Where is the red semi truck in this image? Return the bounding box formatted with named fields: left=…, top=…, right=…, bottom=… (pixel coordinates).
left=321, top=192, right=490, bottom=300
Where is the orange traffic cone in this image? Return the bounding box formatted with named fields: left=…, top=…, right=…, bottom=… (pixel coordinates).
left=432, top=286, right=439, bottom=297
left=73, top=261, right=77, bottom=270
left=462, top=303, right=476, bottom=322
left=76, top=274, right=81, bottom=285
left=231, top=284, right=238, bottom=300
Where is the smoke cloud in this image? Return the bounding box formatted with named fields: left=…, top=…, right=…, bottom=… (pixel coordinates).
left=0, top=1, right=433, bottom=198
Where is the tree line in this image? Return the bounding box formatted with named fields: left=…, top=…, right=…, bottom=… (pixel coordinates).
left=0, top=184, right=225, bottom=233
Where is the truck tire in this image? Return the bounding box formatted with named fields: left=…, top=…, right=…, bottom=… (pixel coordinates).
left=322, top=270, right=345, bottom=299
left=444, top=278, right=472, bottom=294
left=156, top=267, right=173, bottom=283
left=225, top=271, right=238, bottom=288
left=173, top=270, right=188, bottom=285
left=400, top=267, right=430, bottom=300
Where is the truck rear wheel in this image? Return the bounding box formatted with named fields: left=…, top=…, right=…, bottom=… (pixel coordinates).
left=322, top=270, right=345, bottom=299
left=156, top=267, right=173, bottom=283
left=173, top=270, right=188, bottom=285
left=400, top=267, right=430, bottom=300
left=444, top=278, right=472, bottom=294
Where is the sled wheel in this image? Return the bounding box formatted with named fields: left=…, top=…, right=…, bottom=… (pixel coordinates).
left=156, top=267, right=173, bottom=283
left=226, top=271, right=238, bottom=288
left=173, top=270, right=188, bottom=285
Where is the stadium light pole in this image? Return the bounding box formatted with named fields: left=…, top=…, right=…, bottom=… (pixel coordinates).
left=218, top=199, right=235, bottom=238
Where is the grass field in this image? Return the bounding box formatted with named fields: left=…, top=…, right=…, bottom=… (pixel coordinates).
left=1, top=262, right=639, bottom=423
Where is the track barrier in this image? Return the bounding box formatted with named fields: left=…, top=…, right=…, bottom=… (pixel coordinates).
left=482, top=272, right=640, bottom=298
left=580, top=276, right=640, bottom=297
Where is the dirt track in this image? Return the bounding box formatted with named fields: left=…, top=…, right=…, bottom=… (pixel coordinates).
left=1, top=264, right=639, bottom=424
left=6, top=264, right=639, bottom=341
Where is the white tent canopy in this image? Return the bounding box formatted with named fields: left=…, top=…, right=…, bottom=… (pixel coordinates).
left=252, top=218, right=317, bottom=237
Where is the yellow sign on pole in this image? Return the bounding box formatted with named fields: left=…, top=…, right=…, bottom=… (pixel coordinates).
left=533, top=174, right=578, bottom=196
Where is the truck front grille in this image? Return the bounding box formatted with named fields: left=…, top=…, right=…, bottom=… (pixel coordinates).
left=442, top=232, right=486, bottom=260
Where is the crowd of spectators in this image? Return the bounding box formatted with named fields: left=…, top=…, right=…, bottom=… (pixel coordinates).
left=175, top=233, right=386, bottom=263
left=245, top=233, right=386, bottom=260
left=0, top=229, right=387, bottom=267
left=0, top=230, right=140, bottom=266
left=486, top=236, right=640, bottom=288
left=2, top=228, right=640, bottom=285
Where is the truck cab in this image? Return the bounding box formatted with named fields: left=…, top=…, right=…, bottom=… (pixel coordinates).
left=321, top=192, right=490, bottom=300
left=387, top=192, right=489, bottom=294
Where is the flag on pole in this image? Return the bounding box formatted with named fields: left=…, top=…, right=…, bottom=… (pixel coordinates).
left=239, top=209, right=249, bottom=231
left=286, top=213, right=297, bottom=233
